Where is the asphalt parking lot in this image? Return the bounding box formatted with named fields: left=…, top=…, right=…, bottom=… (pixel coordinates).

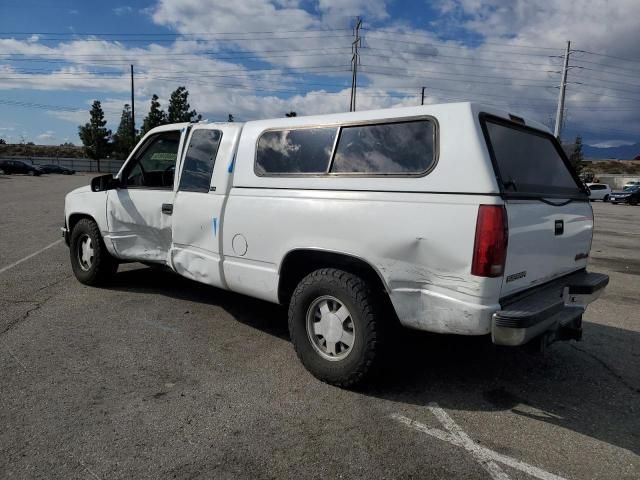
left=1, top=173, right=638, bottom=480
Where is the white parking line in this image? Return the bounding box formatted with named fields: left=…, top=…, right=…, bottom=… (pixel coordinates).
left=391, top=403, right=569, bottom=480
left=0, top=239, right=63, bottom=275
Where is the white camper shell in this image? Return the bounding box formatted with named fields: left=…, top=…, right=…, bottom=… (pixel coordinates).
left=63, top=102, right=608, bottom=387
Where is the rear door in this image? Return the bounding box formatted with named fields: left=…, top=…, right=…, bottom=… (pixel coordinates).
left=170, top=124, right=239, bottom=288
left=481, top=115, right=593, bottom=296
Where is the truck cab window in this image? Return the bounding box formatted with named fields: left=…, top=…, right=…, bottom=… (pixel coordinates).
left=123, top=131, right=181, bottom=189
left=178, top=129, right=222, bottom=193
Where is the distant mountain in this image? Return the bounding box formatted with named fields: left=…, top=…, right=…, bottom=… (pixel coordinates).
left=583, top=143, right=640, bottom=160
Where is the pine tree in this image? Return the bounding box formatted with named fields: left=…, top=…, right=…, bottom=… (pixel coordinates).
left=112, top=104, right=136, bottom=159
left=78, top=100, right=111, bottom=172
left=167, top=86, right=201, bottom=123
left=140, top=94, right=167, bottom=136
left=569, top=135, right=584, bottom=174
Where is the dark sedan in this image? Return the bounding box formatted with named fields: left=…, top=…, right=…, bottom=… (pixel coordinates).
left=39, top=164, right=76, bottom=175
left=609, top=186, right=640, bottom=205
left=0, top=159, right=43, bottom=176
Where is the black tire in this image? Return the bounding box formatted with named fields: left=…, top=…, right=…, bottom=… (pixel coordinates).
left=69, top=218, right=118, bottom=286
left=603, top=195, right=609, bottom=202
left=28, top=170, right=35, bottom=176
left=631, top=198, right=638, bottom=206
left=288, top=268, right=388, bottom=388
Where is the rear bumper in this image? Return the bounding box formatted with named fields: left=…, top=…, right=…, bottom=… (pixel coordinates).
left=492, top=270, right=609, bottom=346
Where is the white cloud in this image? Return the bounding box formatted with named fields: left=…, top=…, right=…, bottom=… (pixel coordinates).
left=113, top=6, right=133, bottom=16
left=37, top=130, right=55, bottom=139
left=589, top=140, right=637, bottom=148
left=0, top=0, right=638, bottom=143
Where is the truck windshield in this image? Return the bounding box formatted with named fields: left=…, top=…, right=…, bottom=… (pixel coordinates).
left=482, top=116, right=586, bottom=199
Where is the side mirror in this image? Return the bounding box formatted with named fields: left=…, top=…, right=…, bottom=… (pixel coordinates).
left=91, top=174, right=120, bottom=192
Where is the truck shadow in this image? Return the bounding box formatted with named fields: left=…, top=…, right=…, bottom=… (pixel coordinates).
left=107, top=264, right=290, bottom=340
left=107, top=265, right=639, bottom=456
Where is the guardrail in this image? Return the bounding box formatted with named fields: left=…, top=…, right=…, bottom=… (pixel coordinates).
left=0, top=156, right=125, bottom=174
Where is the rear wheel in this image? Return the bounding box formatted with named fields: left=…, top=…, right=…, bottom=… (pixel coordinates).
left=69, top=219, right=118, bottom=285
left=28, top=170, right=35, bottom=176
left=631, top=197, right=638, bottom=206
left=288, top=268, right=388, bottom=388
left=603, top=195, right=609, bottom=202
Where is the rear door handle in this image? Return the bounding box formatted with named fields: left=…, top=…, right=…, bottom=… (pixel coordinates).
left=161, top=203, right=173, bottom=215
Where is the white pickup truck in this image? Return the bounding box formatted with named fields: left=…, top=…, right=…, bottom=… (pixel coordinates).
left=63, top=102, right=608, bottom=387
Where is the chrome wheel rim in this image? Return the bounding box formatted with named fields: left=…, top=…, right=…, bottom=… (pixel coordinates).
left=77, top=234, right=94, bottom=271
left=306, top=295, right=355, bottom=361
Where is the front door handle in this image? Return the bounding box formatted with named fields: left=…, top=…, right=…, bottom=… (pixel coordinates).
left=161, top=203, right=173, bottom=215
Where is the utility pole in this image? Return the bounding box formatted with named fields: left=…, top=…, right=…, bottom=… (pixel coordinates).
left=349, top=16, right=362, bottom=112
left=130, top=64, right=135, bottom=142
left=554, top=40, right=571, bottom=140
left=421, top=86, right=426, bottom=105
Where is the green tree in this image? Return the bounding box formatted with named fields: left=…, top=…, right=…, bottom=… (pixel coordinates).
left=78, top=100, right=111, bottom=172
left=140, top=94, right=167, bottom=136
left=167, top=86, right=201, bottom=123
left=0, top=138, right=6, bottom=145
left=112, top=104, right=137, bottom=159
left=285, top=111, right=297, bottom=117
left=569, top=135, right=584, bottom=174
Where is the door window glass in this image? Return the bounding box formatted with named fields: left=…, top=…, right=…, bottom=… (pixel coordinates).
left=178, top=129, right=222, bottom=193
left=124, top=131, right=181, bottom=188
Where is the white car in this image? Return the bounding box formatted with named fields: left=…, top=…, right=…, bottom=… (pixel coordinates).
left=62, top=102, right=608, bottom=387
left=586, top=183, right=612, bottom=201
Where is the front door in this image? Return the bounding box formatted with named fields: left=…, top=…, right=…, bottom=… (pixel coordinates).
left=106, top=128, right=184, bottom=263
left=170, top=124, right=234, bottom=288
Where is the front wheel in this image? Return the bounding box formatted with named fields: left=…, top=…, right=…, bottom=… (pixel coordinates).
left=631, top=198, right=638, bottom=206
left=288, top=268, right=387, bottom=388
left=28, top=170, right=35, bottom=176
left=69, top=218, right=118, bottom=285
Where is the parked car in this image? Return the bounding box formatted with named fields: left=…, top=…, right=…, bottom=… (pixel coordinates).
left=39, top=164, right=76, bottom=175
left=63, top=103, right=608, bottom=387
left=0, top=159, right=43, bottom=175
left=586, top=183, right=611, bottom=201
left=623, top=180, right=640, bottom=189
left=609, top=185, right=640, bottom=205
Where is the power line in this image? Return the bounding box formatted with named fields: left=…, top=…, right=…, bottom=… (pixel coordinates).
left=572, top=49, right=640, bottom=66
left=363, top=27, right=564, bottom=51
left=0, top=28, right=352, bottom=36
left=358, top=66, right=556, bottom=88
left=361, top=48, right=557, bottom=72
left=364, top=33, right=559, bottom=57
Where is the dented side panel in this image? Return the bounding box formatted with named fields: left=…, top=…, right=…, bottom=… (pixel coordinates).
left=106, top=188, right=175, bottom=262
left=222, top=189, right=503, bottom=334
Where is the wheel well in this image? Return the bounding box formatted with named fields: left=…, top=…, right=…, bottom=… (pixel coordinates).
left=278, top=249, right=390, bottom=306
left=68, top=213, right=95, bottom=234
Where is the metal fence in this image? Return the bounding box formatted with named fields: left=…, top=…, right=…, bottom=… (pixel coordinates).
left=0, top=156, right=125, bottom=174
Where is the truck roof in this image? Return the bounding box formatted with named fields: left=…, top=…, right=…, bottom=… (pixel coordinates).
left=184, top=102, right=549, bottom=134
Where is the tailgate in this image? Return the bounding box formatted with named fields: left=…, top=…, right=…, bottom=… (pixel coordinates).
left=502, top=199, right=592, bottom=295
left=480, top=114, right=592, bottom=296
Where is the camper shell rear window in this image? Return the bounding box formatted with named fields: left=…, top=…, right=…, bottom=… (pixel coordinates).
left=480, top=114, right=588, bottom=200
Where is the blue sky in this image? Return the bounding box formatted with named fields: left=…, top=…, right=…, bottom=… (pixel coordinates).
left=1, top=0, right=639, bottom=149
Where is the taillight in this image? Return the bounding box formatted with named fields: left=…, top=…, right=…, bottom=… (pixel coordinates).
left=471, top=205, right=508, bottom=277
